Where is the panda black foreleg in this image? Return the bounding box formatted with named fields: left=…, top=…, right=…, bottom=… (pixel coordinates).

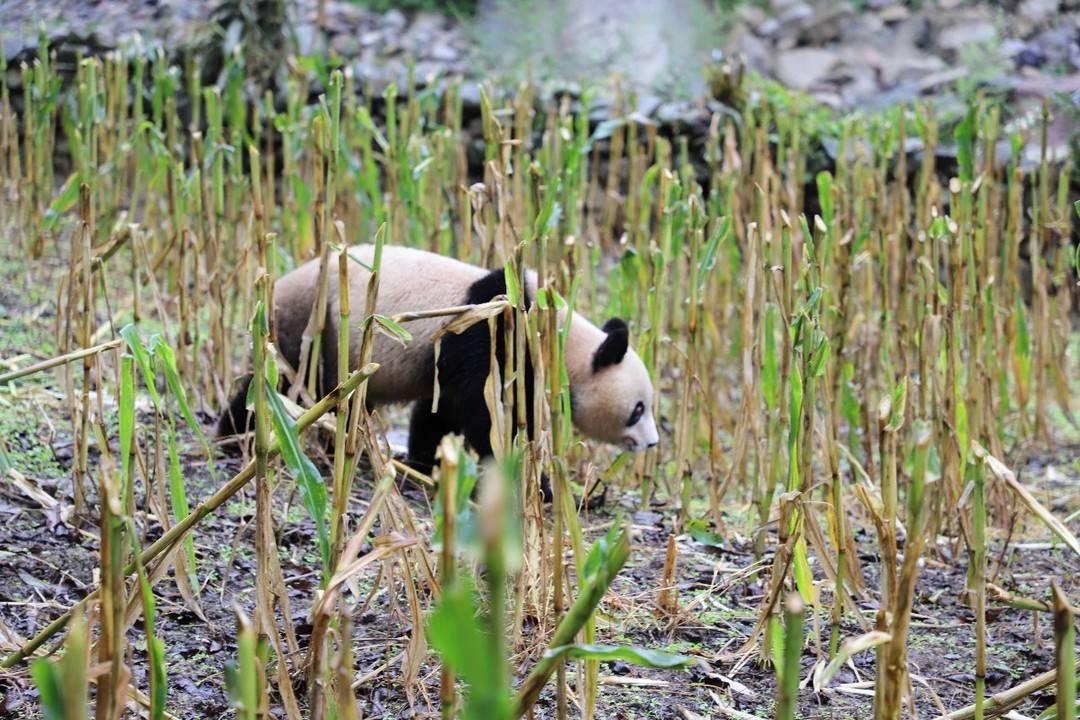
left=406, top=398, right=457, bottom=475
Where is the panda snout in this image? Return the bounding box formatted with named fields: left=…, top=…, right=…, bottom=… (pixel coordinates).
left=622, top=436, right=657, bottom=451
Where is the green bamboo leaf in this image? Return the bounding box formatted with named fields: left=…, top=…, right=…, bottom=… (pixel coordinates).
left=264, top=383, right=330, bottom=576
left=119, top=354, right=135, bottom=497
left=955, top=105, right=976, bottom=183
left=580, top=521, right=626, bottom=585
left=697, top=216, right=731, bottom=290
left=886, top=377, right=908, bottom=432
left=226, top=613, right=258, bottom=720
left=816, top=171, right=834, bottom=226
left=793, top=535, right=817, bottom=604
left=544, top=643, right=695, bottom=669
left=1009, top=131, right=1023, bottom=163
left=801, top=287, right=824, bottom=316
left=356, top=106, right=389, bottom=152
left=42, top=172, right=81, bottom=231
left=32, top=610, right=88, bottom=720
left=810, top=333, right=831, bottom=379
left=955, top=393, right=969, bottom=463
left=30, top=660, right=64, bottom=720
left=503, top=263, right=522, bottom=307
left=433, top=443, right=478, bottom=552
left=1039, top=703, right=1080, bottom=720
left=120, top=324, right=161, bottom=411
left=428, top=575, right=512, bottom=720
left=149, top=336, right=212, bottom=461
left=137, top=570, right=167, bottom=720
left=928, top=215, right=951, bottom=240
left=839, top=362, right=859, bottom=430
left=769, top=616, right=784, bottom=681
left=686, top=519, right=724, bottom=548
left=908, top=421, right=932, bottom=523
left=1072, top=200, right=1080, bottom=275
left=373, top=314, right=414, bottom=345
left=788, top=365, right=803, bottom=447
left=167, top=428, right=198, bottom=580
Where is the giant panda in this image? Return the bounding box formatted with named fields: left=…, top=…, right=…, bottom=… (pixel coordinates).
left=216, top=244, right=659, bottom=474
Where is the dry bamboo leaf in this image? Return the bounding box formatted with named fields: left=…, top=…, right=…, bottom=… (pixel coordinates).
left=975, top=443, right=1080, bottom=559
left=6, top=468, right=58, bottom=510
left=316, top=533, right=418, bottom=615
left=710, top=690, right=767, bottom=720
left=812, top=630, right=891, bottom=691
left=431, top=300, right=510, bottom=339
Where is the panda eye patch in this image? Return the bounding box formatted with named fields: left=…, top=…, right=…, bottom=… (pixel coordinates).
left=626, top=401, right=645, bottom=427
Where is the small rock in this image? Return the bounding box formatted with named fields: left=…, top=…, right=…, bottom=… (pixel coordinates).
left=459, top=82, right=482, bottom=108
left=879, top=53, right=946, bottom=86
left=1012, top=41, right=1048, bottom=69
left=776, top=2, right=814, bottom=28
left=412, top=61, right=442, bottom=84
left=382, top=9, right=407, bottom=31
left=776, top=33, right=798, bottom=51
left=294, top=22, right=317, bottom=56
left=838, top=63, right=880, bottom=105
left=775, top=47, right=839, bottom=90
left=4, top=36, right=28, bottom=63
left=879, top=4, right=910, bottom=23
left=409, top=11, right=445, bottom=36
left=917, top=66, right=970, bottom=93
left=359, top=29, right=382, bottom=47
left=428, top=40, right=458, bottom=63
left=937, top=21, right=997, bottom=53
left=891, top=15, right=932, bottom=52
left=735, top=31, right=771, bottom=74
left=799, top=4, right=854, bottom=45
left=1031, top=25, right=1080, bottom=68
left=587, top=96, right=613, bottom=122
left=738, top=4, right=767, bottom=27
left=635, top=93, right=662, bottom=117
left=810, top=89, right=844, bottom=108
left=1019, top=0, right=1059, bottom=25
left=632, top=510, right=663, bottom=526
left=656, top=101, right=691, bottom=124
left=325, top=2, right=364, bottom=28
left=330, top=33, right=361, bottom=57
left=756, top=17, right=780, bottom=37
left=351, top=58, right=380, bottom=86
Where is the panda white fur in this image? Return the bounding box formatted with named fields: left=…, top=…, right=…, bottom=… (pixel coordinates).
left=217, top=244, right=659, bottom=472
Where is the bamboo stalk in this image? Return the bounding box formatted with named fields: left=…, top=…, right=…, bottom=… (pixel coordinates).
left=938, top=660, right=1080, bottom=720
left=0, top=339, right=123, bottom=384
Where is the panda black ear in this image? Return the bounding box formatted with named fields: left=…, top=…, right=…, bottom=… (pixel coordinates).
left=593, top=318, right=629, bottom=372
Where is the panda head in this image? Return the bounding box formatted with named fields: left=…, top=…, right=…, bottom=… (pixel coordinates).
left=572, top=318, right=660, bottom=452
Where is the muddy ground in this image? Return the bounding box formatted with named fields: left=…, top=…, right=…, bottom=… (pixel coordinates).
left=0, top=239, right=1079, bottom=720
